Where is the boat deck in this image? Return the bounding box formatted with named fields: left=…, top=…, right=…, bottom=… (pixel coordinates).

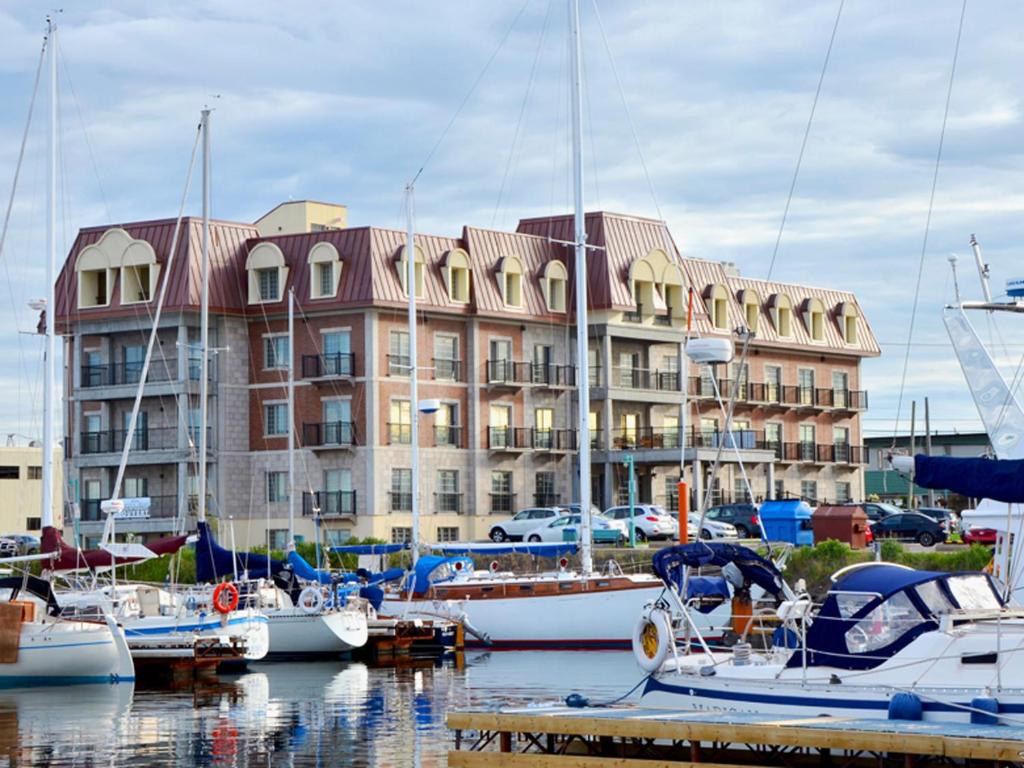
left=449, top=705, right=1024, bottom=767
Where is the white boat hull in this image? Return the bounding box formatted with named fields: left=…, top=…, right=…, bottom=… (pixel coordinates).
left=0, top=617, right=135, bottom=688
left=123, top=610, right=270, bottom=661
left=264, top=608, right=369, bottom=655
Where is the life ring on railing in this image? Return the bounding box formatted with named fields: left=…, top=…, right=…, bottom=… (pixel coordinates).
left=632, top=607, right=673, bottom=673
left=212, top=582, right=239, bottom=615
left=298, top=586, right=324, bottom=615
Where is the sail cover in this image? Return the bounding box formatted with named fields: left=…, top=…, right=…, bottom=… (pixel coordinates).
left=41, top=526, right=188, bottom=572
left=913, top=454, right=1024, bottom=503
left=194, top=521, right=286, bottom=582
left=652, top=542, right=786, bottom=598
left=287, top=550, right=333, bottom=585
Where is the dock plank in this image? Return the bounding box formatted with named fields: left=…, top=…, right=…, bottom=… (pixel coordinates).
left=449, top=755, right=777, bottom=768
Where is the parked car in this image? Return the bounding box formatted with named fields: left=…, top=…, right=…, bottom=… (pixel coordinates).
left=869, top=512, right=947, bottom=547
left=702, top=503, right=760, bottom=539
left=686, top=512, right=738, bottom=540
left=2, top=534, right=40, bottom=554
left=561, top=503, right=602, bottom=518
left=842, top=501, right=901, bottom=523
left=0, top=538, right=18, bottom=558
left=524, top=514, right=627, bottom=544
left=962, top=527, right=997, bottom=546
left=602, top=504, right=678, bottom=541
left=489, top=507, right=564, bottom=542
left=916, top=506, right=960, bottom=535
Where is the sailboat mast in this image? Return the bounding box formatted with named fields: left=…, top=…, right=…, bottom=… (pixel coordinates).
left=41, top=17, right=56, bottom=531
left=197, top=108, right=210, bottom=524
left=287, top=289, right=295, bottom=548
left=406, top=185, right=420, bottom=565
left=569, top=0, right=592, bottom=574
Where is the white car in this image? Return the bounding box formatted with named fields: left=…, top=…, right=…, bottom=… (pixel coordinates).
left=489, top=507, right=564, bottom=542
left=688, top=512, right=738, bottom=540
left=602, top=504, right=679, bottom=541
left=524, top=514, right=626, bottom=543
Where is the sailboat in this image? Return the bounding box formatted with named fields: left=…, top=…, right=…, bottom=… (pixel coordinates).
left=381, top=0, right=732, bottom=649
left=0, top=17, right=135, bottom=688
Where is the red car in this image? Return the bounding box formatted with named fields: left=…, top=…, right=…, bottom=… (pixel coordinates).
left=963, top=527, right=997, bottom=545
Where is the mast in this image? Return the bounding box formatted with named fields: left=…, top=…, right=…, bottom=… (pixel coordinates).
left=406, top=184, right=420, bottom=565
left=287, top=289, right=296, bottom=549
left=41, top=17, right=56, bottom=531
left=570, top=0, right=592, bottom=574
left=197, top=108, right=210, bottom=524
left=969, top=235, right=992, bottom=304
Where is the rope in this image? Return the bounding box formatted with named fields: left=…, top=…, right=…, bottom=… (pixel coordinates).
left=891, top=0, right=968, bottom=446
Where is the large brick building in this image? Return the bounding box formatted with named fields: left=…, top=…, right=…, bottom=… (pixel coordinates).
left=55, top=201, right=879, bottom=548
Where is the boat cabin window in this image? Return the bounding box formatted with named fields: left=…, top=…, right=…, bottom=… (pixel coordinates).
left=844, top=591, right=921, bottom=655
left=947, top=574, right=1001, bottom=611
left=913, top=580, right=955, bottom=617
left=834, top=592, right=875, bottom=619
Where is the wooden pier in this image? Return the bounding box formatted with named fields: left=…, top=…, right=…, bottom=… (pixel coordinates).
left=448, top=706, right=1024, bottom=767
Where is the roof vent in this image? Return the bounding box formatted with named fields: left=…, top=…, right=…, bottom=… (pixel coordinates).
left=720, top=261, right=740, bottom=277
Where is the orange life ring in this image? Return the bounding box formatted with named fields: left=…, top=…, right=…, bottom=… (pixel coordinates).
left=212, top=582, right=239, bottom=614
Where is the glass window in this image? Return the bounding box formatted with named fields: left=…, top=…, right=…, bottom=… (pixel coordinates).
left=800, top=480, right=817, bottom=503
left=264, top=335, right=289, bottom=369
left=391, top=527, right=413, bottom=544
left=437, top=469, right=460, bottom=513
left=317, top=261, right=334, bottom=298
left=124, top=477, right=147, bottom=498
left=264, top=403, right=287, bottom=436
left=835, top=482, right=851, bottom=504
left=434, top=334, right=459, bottom=380
left=391, top=469, right=412, bottom=512
left=914, top=580, right=955, bottom=617
left=437, top=526, right=460, bottom=543
left=389, top=400, right=412, bottom=444
left=947, top=575, right=1001, bottom=610
left=257, top=268, right=279, bottom=301
left=389, top=331, right=410, bottom=375
left=267, top=471, right=287, bottom=502
left=835, top=592, right=876, bottom=619
left=844, top=591, right=921, bottom=654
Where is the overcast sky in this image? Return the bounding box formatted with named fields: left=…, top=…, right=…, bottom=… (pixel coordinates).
left=1, top=1, right=1022, bottom=446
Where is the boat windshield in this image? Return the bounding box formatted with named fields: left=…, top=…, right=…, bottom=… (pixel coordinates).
left=914, top=579, right=955, bottom=617
left=844, top=591, right=922, bottom=655
left=947, top=574, right=1002, bottom=610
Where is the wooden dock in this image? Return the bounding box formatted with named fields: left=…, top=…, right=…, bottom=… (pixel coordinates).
left=448, top=706, right=1024, bottom=767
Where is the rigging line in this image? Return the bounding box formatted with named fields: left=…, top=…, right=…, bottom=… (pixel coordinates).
left=765, top=0, right=844, bottom=283
left=409, top=0, right=534, bottom=187
left=492, top=0, right=554, bottom=229
left=890, top=0, right=968, bottom=447
left=58, top=48, right=110, bottom=222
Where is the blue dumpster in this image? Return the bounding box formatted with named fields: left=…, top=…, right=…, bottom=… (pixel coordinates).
left=758, top=500, right=814, bottom=546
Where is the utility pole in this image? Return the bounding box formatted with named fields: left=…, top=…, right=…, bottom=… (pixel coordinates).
left=908, top=400, right=917, bottom=510
left=623, top=454, right=636, bottom=547
left=924, top=397, right=936, bottom=507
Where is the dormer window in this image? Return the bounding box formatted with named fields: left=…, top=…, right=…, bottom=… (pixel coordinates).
left=397, top=244, right=425, bottom=298
left=803, top=297, right=826, bottom=341
left=443, top=249, right=471, bottom=304
left=542, top=260, right=568, bottom=313
left=308, top=242, right=342, bottom=300
left=662, top=263, right=685, bottom=321
left=704, top=284, right=730, bottom=330
left=498, top=255, right=523, bottom=308
left=837, top=301, right=859, bottom=344
left=76, top=228, right=158, bottom=309
left=247, top=243, right=288, bottom=304
left=769, top=293, right=793, bottom=337
left=739, top=289, right=760, bottom=333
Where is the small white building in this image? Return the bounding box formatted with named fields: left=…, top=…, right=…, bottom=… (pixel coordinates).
left=0, top=445, right=63, bottom=536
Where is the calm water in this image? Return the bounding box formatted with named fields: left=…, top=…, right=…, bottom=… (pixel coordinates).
left=0, top=652, right=644, bottom=766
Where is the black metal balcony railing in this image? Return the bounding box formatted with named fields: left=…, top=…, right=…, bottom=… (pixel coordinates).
left=817, top=443, right=867, bottom=464
left=486, top=359, right=533, bottom=386
left=487, top=426, right=533, bottom=450
left=606, top=427, right=763, bottom=452
left=303, top=490, right=357, bottom=517
left=531, top=364, right=576, bottom=387
left=652, top=314, right=672, bottom=327
left=388, top=423, right=412, bottom=445
left=387, top=354, right=411, bottom=376
left=798, top=441, right=817, bottom=461
left=389, top=491, right=413, bottom=512
left=688, top=377, right=868, bottom=411
left=534, top=492, right=561, bottom=507
left=588, top=365, right=602, bottom=388
left=80, top=427, right=196, bottom=455
left=433, top=358, right=462, bottom=381
left=532, top=429, right=577, bottom=451
left=613, top=367, right=681, bottom=392
left=489, top=492, right=516, bottom=515
left=80, top=361, right=186, bottom=388
left=302, top=421, right=356, bottom=447
left=434, top=492, right=463, bottom=514
left=302, top=352, right=355, bottom=379
left=434, top=425, right=463, bottom=447
left=79, top=495, right=177, bottom=522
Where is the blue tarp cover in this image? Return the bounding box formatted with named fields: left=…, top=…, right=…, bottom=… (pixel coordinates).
left=409, top=555, right=474, bottom=595
left=431, top=542, right=578, bottom=557
left=194, top=521, right=287, bottom=582
left=914, top=454, right=1024, bottom=503
left=287, top=550, right=333, bottom=585
left=652, top=542, right=785, bottom=598
left=685, top=576, right=731, bottom=613
left=329, top=543, right=409, bottom=555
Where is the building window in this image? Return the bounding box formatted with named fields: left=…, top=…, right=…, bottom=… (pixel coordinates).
left=765, top=365, right=782, bottom=403
left=498, top=256, right=523, bottom=308
left=798, top=368, right=815, bottom=405
left=543, top=260, right=568, bottom=313
left=433, top=334, right=460, bottom=380
left=534, top=408, right=554, bottom=449
left=321, top=330, right=352, bottom=376
left=267, top=471, right=287, bottom=503
left=269, top=529, right=289, bottom=549
left=443, top=249, right=471, bottom=303
left=389, top=400, right=412, bottom=444
left=391, top=469, right=412, bottom=512
left=246, top=243, right=288, bottom=304
left=437, top=470, right=460, bottom=513
left=264, top=334, right=289, bottom=370
left=490, top=471, right=514, bottom=514
left=258, top=268, right=280, bottom=302
left=391, top=527, right=413, bottom=544
left=835, top=482, right=851, bottom=504
left=705, top=284, right=730, bottom=330
left=317, top=262, right=333, bottom=297
left=770, top=294, right=793, bottom=337
left=397, top=245, right=425, bottom=298
left=25, top=517, right=41, bottom=531
left=739, top=289, right=760, bottom=332
left=27, top=466, right=41, bottom=480
left=264, top=402, right=288, bottom=436
left=800, top=480, right=818, bottom=503
left=765, top=422, right=782, bottom=458
left=434, top=402, right=459, bottom=446
left=124, top=477, right=148, bottom=498
left=837, top=302, right=859, bottom=344
left=0, top=466, right=19, bottom=480
left=308, top=242, right=342, bottom=299
left=799, top=424, right=816, bottom=460
left=489, top=404, right=512, bottom=448
left=437, top=526, right=460, bottom=543
left=804, top=298, right=826, bottom=341
left=535, top=472, right=557, bottom=507
left=389, top=331, right=410, bottom=376
left=734, top=478, right=752, bottom=504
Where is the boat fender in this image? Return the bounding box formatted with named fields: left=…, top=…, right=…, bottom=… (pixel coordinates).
left=489, top=560, right=500, bottom=573
left=970, top=697, right=1000, bottom=726
left=298, top=586, right=324, bottom=615
left=565, top=693, right=590, bottom=708
left=888, top=692, right=923, bottom=721
left=632, top=608, right=673, bottom=673
left=185, top=595, right=197, bottom=612
left=212, top=582, right=239, bottom=615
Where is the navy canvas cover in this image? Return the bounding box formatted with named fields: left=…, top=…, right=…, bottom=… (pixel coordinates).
left=652, top=542, right=786, bottom=597
left=914, top=454, right=1024, bottom=503
left=329, top=543, right=409, bottom=555
left=685, top=576, right=731, bottom=612
left=194, top=521, right=287, bottom=582
left=432, top=542, right=577, bottom=557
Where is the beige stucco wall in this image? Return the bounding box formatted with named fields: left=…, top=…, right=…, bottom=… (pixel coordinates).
left=0, top=446, right=63, bottom=535
left=255, top=201, right=348, bottom=237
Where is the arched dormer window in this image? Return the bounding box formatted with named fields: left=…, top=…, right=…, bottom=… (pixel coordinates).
left=704, top=284, right=730, bottom=330
left=738, top=289, right=760, bottom=333
left=247, top=243, right=288, bottom=304
left=308, top=242, right=342, bottom=300
left=662, top=263, right=685, bottom=321
left=802, top=297, right=826, bottom=341
left=498, top=255, right=523, bottom=308
left=442, top=248, right=471, bottom=304
left=397, top=244, right=425, bottom=298
left=836, top=301, right=859, bottom=345
left=76, top=228, right=159, bottom=309
left=119, top=240, right=159, bottom=305
left=542, top=260, right=568, bottom=313
left=768, top=293, right=793, bottom=337
left=628, top=257, right=665, bottom=319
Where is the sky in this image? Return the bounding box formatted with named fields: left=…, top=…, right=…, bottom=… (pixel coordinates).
left=0, top=0, right=1022, bottom=446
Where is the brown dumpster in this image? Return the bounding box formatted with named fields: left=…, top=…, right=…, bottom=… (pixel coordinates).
left=813, top=505, right=869, bottom=549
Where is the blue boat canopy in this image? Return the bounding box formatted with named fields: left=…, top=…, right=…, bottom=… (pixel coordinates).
left=652, top=542, right=786, bottom=598
left=329, top=543, right=409, bottom=555
left=913, top=454, right=1024, bottom=504
left=194, top=521, right=287, bottom=582
left=287, top=551, right=334, bottom=585
left=431, top=542, right=578, bottom=557
left=409, top=555, right=475, bottom=595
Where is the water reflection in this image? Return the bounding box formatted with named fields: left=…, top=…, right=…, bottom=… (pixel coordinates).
left=0, top=652, right=642, bottom=766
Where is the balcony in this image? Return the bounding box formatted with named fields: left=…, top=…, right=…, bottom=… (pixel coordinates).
left=80, top=361, right=183, bottom=389
left=389, top=492, right=412, bottom=512
left=302, top=490, right=357, bottom=517
left=387, top=354, right=410, bottom=376
left=433, top=425, right=463, bottom=448
left=485, top=359, right=533, bottom=387
left=817, top=443, right=867, bottom=465
left=489, top=492, right=516, bottom=515
left=79, top=427, right=194, bottom=455
left=531, top=364, right=576, bottom=388
left=434, top=492, right=463, bottom=514
left=302, top=421, right=356, bottom=449
left=605, top=427, right=764, bottom=453
left=79, top=495, right=177, bottom=522
left=432, top=358, right=462, bottom=382
left=688, top=379, right=869, bottom=413
left=388, top=423, right=412, bottom=445
left=612, top=367, right=681, bottom=392
left=487, top=426, right=532, bottom=452
left=302, top=352, right=355, bottom=380
left=532, top=428, right=576, bottom=452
